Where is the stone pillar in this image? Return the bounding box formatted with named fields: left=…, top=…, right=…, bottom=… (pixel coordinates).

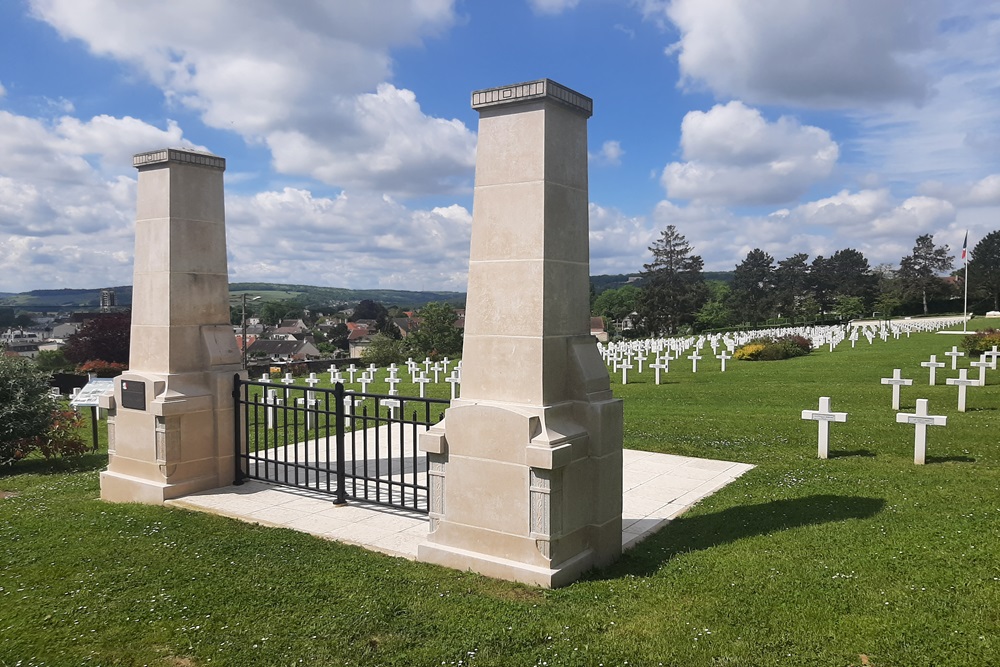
left=418, top=80, right=623, bottom=587
left=100, top=148, right=243, bottom=504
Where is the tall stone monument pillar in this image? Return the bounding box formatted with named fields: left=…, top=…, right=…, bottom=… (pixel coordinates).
left=418, top=80, right=623, bottom=587
left=100, top=148, right=243, bottom=504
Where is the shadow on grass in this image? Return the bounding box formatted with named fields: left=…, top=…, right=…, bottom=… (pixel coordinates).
left=597, top=494, right=885, bottom=580
left=829, top=449, right=877, bottom=458
left=0, top=451, right=108, bottom=479
left=926, top=455, right=976, bottom=463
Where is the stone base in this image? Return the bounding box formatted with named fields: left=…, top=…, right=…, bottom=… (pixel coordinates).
left=418, top=541, right=597, bottom=589
left=100, top=469, right=228, bottom=505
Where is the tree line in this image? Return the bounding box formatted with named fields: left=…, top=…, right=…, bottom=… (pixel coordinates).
left=593, top=226, right=1000, bottom=336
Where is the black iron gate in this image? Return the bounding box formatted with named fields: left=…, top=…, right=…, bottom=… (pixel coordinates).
left=232, top=374, right=448, bottom=514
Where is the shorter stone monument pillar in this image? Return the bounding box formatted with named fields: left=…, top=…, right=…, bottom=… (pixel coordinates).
left=100, top=148, right=243, bottom=504
left=418, top=80, right=623, bottom=587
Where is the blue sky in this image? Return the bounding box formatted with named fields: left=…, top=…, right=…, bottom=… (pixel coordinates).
left=1, top=0, right=999, bottom=293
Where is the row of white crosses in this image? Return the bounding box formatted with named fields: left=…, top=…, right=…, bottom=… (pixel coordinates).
left=600, top=318, right=966, bottom=384
left=326, top=357, right=462, bottom=399
left=804, top=341, right=996, bottom=464
left=260, top=358, right=463, bottom=425
left=802, top=393, right=947, bottom=465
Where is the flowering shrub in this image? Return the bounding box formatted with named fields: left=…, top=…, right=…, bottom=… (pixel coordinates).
left=77, top=360, right=127, bottom=377
left=733, top=343, right=766, bottom=360
left=3, top=409, right=88, bottom=464
left=20, top=410, right=89, bottom=459
left=0, top=355, right=55, bottom=465
left=734, top=336, right=812, bottom=362
left=962, top=329, right=1000, bottom=356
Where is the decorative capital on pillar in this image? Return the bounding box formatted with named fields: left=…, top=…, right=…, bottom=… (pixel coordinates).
left=471, top=79, right=592, bottom=118
left=133, top=148, right=226, bottom=172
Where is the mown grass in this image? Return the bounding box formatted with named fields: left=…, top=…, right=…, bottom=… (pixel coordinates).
left=1, top=321, right=999, bottom=666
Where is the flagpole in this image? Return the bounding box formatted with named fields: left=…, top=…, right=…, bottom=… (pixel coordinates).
left=964, top=257, right=969, bottom=333
left=963, top=230, right=969, bottom=334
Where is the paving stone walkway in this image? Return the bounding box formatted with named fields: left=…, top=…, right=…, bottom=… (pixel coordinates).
left=167, top=449, right=753, bottom=559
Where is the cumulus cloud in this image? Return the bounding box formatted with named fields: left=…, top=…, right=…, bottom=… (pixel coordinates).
left=657, top=0, right=937, bottom=108
left=661, top=101, right=838, bottom=205
left=590, top=140, right=624, bottom=166
left=0, top=108, right=193, bottom=291
left=29, top=0, right=475, bottom=196
left=226, top=188, right=473, bottom=290
left=527, top=0, right=580, bottom=15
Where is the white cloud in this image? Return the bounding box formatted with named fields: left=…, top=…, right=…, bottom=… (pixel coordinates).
left=658, top=0, right=937, bottom=108
left=590, top=140, right=624, bottom=166
left=266, top=84, right=475, bottom=196
left=661, top=102, right=838, bottom=205
left=920, top=174, right=1000, bottom=207
left=226, top=188, right=473, bottom=291
left=527, top=0, right=580, bottom=15
left=29, top=0, right=475, bottom=196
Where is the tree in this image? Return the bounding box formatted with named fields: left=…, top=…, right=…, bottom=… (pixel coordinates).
left=826, top=248, right=877, bottom=307
left=773, top=253, right=810, bottom=318
left=729, top=249, right=776, bottom=323
left=406, top=302, right=463, bottom=359
left=63, top=311, right=131, bottom=365
left=833, top=295, right=865, bottom=321
left=694, top=281, right=734, bottom=331
left=592, top=285, right=641, bottom=322
left=259, top=300, right=303, bottom=326
left=0, top=355, right=55, bottom=465
left=361, top=333, right=407, bottom=366
left=898, top=234, right=954, bottom=315
left=35, top=349, right=73, bottom=373
left=968, top=230, right=1000, bottom=310
left=351, top=299, right=389, bottom=322
left=637, top=226, right=708, bottom=334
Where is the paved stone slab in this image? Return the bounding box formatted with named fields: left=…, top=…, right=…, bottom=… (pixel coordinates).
left=167, top=448, right=754, bottom=561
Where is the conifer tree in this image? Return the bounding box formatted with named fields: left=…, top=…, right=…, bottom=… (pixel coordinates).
left=637, top=226, right=707, bottom=334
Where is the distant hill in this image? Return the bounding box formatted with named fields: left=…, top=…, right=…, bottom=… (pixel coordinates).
left=591, top=274, right=641, bottom=294
left=1, top=275, right=745, bottom=312
left=590, top=271, right=734, bottom=294
left=0, top=283, right=466, bottom=312
left=0, top=286, right=133, bottom=310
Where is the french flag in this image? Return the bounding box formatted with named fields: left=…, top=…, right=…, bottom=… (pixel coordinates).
left=962, top=231, right=968, bottom=262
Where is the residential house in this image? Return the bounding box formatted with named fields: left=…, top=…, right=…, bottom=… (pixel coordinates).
left=245, top=339, right=320, bottom=362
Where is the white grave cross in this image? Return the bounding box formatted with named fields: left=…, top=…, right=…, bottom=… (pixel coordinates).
left=920, top=355, right=945, bottom=386
left=619, top=360, right=633, bottom=385
left=801, top=396, right=848, bottom=459
left=969, top=355, right=990, bottom=387
left=895, top=398, right=947, bottom=465
left=414, top=372, right=431, bottom=398
left=945, top=346, right=965, bottom=370
left=688, top=351, right=702, bottom=373
left=716, top=350, right=732, bottom=373
left=945, top=369, right=977, bottom=412
left=649, top=356, right=668, bottom=385
left=446, top=370, right=461, bottom=400
left=880, top=369, right=913, bottom=410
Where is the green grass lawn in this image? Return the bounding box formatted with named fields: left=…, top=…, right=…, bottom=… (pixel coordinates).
left=2, top=322, right=999, bottom=666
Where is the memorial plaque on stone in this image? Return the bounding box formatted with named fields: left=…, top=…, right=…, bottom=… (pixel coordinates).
left=120, top=379, right=146, bottom=411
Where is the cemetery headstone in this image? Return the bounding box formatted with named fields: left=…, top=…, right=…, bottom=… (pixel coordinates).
left=920, top=355, right=945, bottom=386
left=895, top=399, right=947, bottom=465
left=801, top=396, right=848, bottom=459
left=945, top=369, right=977, bottom=412
left=945, top=346, right=965, bottom=370
left=881, top=369, right=913, bottom=411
